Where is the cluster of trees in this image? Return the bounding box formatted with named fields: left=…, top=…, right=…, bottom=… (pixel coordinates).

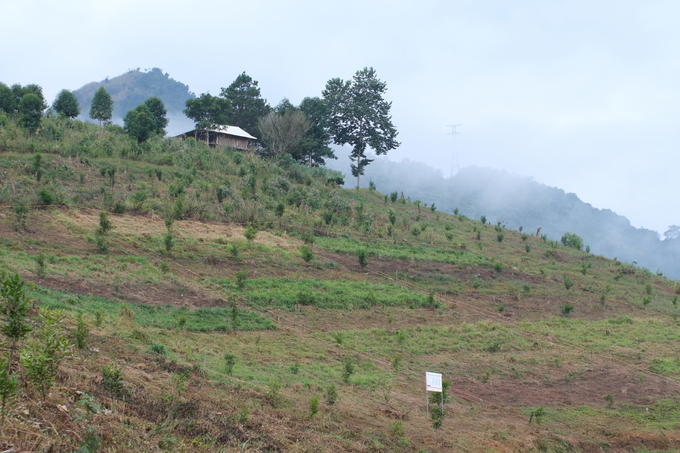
left=3, top=67, right=399, bottom=186
left=183, top=68, right=399, bottom=185
left=0, top=81, right=169, bottom=143
left=0, top=83, right=48, bottom=132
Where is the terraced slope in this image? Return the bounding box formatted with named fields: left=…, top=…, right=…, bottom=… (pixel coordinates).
left=1, top=116, right=680, bottom=452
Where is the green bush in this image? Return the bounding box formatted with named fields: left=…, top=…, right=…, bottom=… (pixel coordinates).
left=561, top=304, right=574, bottom=316
left=74, top=313, right=89, bottom=349
left=300, top=245, right=314, bottom=263
left=102, top=362, right=126, bottom=395
left=357, top=249, right=367, bottom=269
left=224, top=353, right=236, bottom=375
left=234, top=268, right=248, bottom=290
left=560, top=232, right=583, bottom=250
left=244, top=223, right=257, bottom=242
left=563, top=276, right=574, bottom=290
left=37, top=188, right=54, bottom=206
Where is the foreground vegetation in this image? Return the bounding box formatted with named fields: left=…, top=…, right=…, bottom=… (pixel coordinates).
left=1, top=115, right=680, bottom=452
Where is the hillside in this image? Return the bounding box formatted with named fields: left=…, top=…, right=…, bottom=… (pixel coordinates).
left=73, top=68, right=195, bottom=132
left=341, top=158, right=680, bottom=280
left=1, top=115, right=680, bottom=452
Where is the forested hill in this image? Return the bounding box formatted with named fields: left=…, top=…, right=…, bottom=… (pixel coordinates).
left=349, top=159, right=680, bottom=278
left=73, top=68, right=195, bottom=121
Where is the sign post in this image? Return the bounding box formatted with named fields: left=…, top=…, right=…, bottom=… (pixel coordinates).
left=425, top=372, right=444, bottom=417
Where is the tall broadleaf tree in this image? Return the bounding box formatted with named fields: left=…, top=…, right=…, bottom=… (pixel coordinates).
left=89, top=86, right=113, bottom=126
left=298, top=97, right=336, bottom=167
left=183, top=93, right=231, bottom=144
left=53, top=90, right=80, bottom=119
left=0, top=83, right=16, bottom=114
left=18, top=94, right=44, bottom=133
left=124, top=104, right=155, bottom=143
left=323, top=67, right=399, bottom=188
left=220, top=72, right=270, bottom=139
left=144, top=96, right=168, bottom=136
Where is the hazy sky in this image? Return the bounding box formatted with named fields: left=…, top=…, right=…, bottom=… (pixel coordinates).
left=2, top=0, right=679, bottom=234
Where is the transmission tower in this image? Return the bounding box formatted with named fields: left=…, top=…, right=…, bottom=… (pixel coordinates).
left=446, top=124, right=462, bottom=178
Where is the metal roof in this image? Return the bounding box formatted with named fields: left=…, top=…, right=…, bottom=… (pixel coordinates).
left=180, top=125, right=257, bottom=140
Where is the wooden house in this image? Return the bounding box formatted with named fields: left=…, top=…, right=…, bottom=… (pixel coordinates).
left=177, top=125, right=257, bottom=150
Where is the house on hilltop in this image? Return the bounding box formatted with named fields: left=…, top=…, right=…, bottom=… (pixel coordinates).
left=177, top=125, right=257, bottom=151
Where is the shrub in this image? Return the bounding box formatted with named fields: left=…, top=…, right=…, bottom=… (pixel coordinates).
left=233, top=152, right=244, bottom=164
left=0, top=358, right=18, bottom=422
left=130, top=190, right=148, bottom=210
left=522, top=234, right=528, bottom=241
left=604, top=393, right=614, bottom=409
left=480, top=215, right=487, bottom=224
left=325, top=384, right=338, bottom=405
left=102, top=362, right=126, bottom=395
left=234, top=268, right=248, bottom=290
left=390, top=191, right=398, bottom=202
left=224, top=353, right=236, bottom=375
left=244, top=223, right=257, bottom=242
left=296, top=290, right=315, bottom=306
left=74, top=313, right=89, bottom=349
left=94, top=310, right=104, bottom=327
left=389, top=420, right=405, bottom=438
left=230, top=244, right=239, bottom=261
left=20, top=309, right=70, bottom=400
left=38, top=188, right=54, bottom=206
left=431, top=406, right=444, bottom=430
left=368, top=180, right=376, bottom=191
left=642, top=296, right=652, bottom=306
left=35, top=253, right=46, bottom=279
left=563, top=276, right=574, bottom=290
left=13, top=203, right=29, bottom=231
left=300, top=245, right=314, bottom=263
left=275, top=202, right=285, bottom=218
left=112, top=201, right=126, bottom=214
left=493, top=262, right=503, bottom=273
left=342, top=357, right=354, bottom=383
left=561, top=232, right=583, bottom=250
left=149, top=343, right=166, bottom=355
left=309, top=395, right=319, bottom=418
left=645, top=283, right=652, bottom=295
left=357, top=249, right=367, bottom=269
left=97, top=212, right=112, bottom=235
left=561, top=304, right=574, bottom=316
left=525, top=244, right=531, bottom=253
left=581, top=262, right=592, bottom=276
left=163, top=233, right=174, bottom=253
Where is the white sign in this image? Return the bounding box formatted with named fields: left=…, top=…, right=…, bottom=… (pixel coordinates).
left=426, top=372, right=443, bottom=393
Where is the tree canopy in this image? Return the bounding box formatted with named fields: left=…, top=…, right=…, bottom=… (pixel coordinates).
left=298, top=97, right=336, bottom=167
left=323, top=67, right=399, bottom=188
left=183, top=93, right=231, bottom=143
left=53, top=90, right=80, bottom=119
left=89, top=86, right=113, bottom=126
left=1, top=83, right=46, bottom=115
left=0, top=83, right=16, bottom=114
left=18, top=94, right=43, bottom=133
left=143, top=97, right=168, bottom=136
left=258, top=107, right=310, bottom=158
left=124, top=104, right=155, bottom=143
left=220, top=72, right=270, bottom=139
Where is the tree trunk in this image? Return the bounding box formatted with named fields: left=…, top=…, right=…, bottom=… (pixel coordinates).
left=356, top=153, right=360, bottom=189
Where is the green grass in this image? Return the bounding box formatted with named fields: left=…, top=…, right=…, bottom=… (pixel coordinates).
left=30, top=285, right=275, bottom=331
left=315, top=236, right=491, bottom=266
left=210, top=276, right=432, bottom=309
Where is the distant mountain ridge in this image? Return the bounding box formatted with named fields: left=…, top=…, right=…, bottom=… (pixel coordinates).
left=333, top=157, right=680, bottom=279
left=73, top=68, right=195, bottom=122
